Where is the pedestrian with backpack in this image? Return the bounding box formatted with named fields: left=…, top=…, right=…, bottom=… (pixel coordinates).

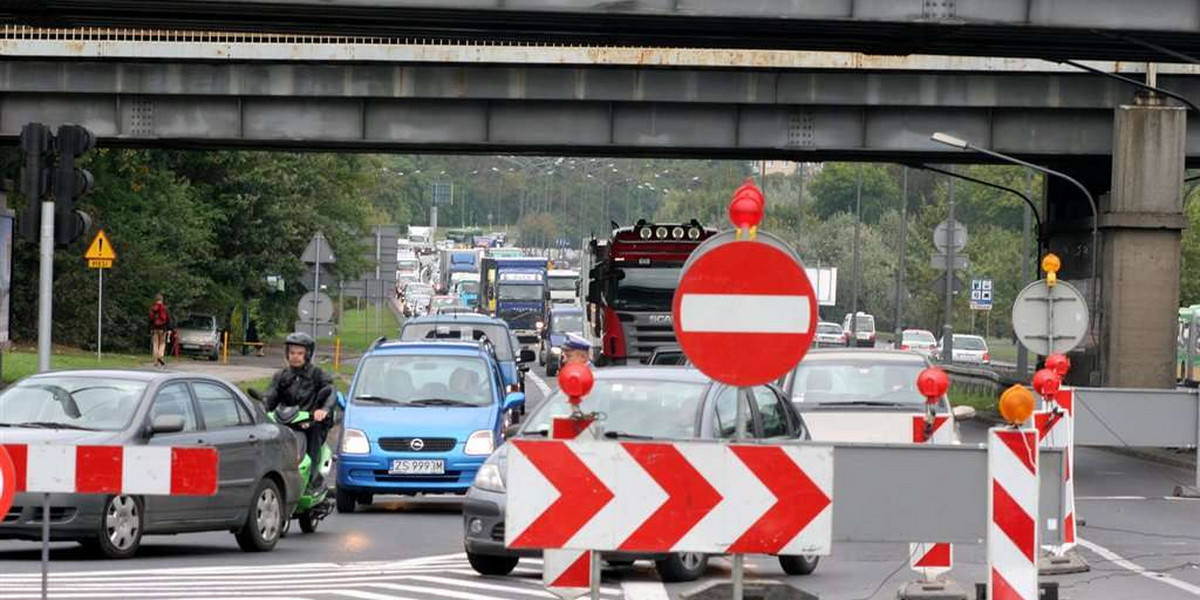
left=149, top=293, right=171, bottom=366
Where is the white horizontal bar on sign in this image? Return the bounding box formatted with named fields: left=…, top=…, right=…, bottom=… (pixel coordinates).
left=680, top=294, right=810, bottom=334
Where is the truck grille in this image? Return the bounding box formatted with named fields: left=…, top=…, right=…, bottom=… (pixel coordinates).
left=620, top=315, right=679, bottom=359
left=378, top=437, right=457, bottom=452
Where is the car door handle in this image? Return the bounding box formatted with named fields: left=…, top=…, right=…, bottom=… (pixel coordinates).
left=248, top=434, right=260, bottom=445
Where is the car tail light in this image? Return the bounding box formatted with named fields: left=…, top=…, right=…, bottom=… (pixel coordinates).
left=900, top=344, right=910, bottom=350
left=983, top=353, right=991, bottom=363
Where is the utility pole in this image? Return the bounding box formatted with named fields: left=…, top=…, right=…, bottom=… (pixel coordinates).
left=942, top=171, right=957, bottom=363
left=849, top=164, right=864, bottom=344
left=893, top=167, right=908, bottom=348
left=797, top=162, right=806, bottom=251
left=1016, top=168, right=1034, bottom=377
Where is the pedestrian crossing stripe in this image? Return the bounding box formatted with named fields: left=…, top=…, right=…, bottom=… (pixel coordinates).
left=0, top=554, right=623, bottom=600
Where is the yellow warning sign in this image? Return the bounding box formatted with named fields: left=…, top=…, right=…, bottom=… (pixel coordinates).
left=85, top=230, right=116, bottom=268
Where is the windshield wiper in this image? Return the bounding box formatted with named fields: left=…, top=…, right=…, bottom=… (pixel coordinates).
left=406, top=398, right=476, bottom=407
left=10, top=421, right=99, bottom=431
left=603, top=431, right=654, bottom=440
left=354, top=395, right=405, bottom=405
left=522, top=430, right=548, bottom=437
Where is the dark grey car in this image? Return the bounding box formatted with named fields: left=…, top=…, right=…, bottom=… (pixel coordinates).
left=463, top=367, right=817, bottom=583
left=0, top=370, right=304, bottom=558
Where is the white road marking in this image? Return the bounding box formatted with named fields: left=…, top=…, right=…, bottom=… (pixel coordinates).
left=527, top=371, right=552, bottom=396
left=1078, top=538, right=1200, bottom=596
left=621, top=581, right=671, bottom=600
left=330, top=592, right=423, bottom=600
left=1076, top=496, right=1148, bottom=501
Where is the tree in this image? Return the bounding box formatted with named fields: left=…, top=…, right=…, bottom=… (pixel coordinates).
left=807, top=163, right=900, bottom=224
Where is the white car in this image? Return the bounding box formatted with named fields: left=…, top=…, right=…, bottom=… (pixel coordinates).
left=900, top=329, right=939, bottom=359
left=781, top=349, right=974, bottom=444
left=939, top=334, right=991, bottom=365
left=814, top=322, right=845, bottom=348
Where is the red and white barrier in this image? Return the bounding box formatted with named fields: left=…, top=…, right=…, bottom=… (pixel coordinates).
left=1035, top=388, right=1076, bottom=553
left=910, top=415, right=954, bottom=580
left=987, top=428, right=1039, bottom=600
left=1, top=444, right=218, bottom=496
left=507, top=439, right=833, bottom=555
left=544, top=416, right=598, bottom=600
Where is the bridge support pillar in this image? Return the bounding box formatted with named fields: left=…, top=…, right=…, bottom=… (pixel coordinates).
left=1100, top=96, right=1188, bottom=388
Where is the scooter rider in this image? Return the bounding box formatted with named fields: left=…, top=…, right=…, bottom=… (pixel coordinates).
left=264, top=332, right=335, bottom=492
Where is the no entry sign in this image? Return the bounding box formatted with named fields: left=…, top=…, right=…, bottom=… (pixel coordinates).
left=673, top=235, right=817, bottom=386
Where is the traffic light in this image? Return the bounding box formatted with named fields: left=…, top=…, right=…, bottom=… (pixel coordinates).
left=52, top=124, right=94, bottom=246
left=17, top=123, right=54, bottom=243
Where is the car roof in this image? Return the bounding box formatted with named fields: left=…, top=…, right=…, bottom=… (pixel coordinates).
left=23, top=369, right=204, bottom=383
left=405, top=313, right=508, bottom=327
left=368, top=341, right=490, bottom=357
left=584, top=366, right=711, bottom=384
left=550, top=306, right=584, bottom=315
left=801, top=348, right=928, bottom=364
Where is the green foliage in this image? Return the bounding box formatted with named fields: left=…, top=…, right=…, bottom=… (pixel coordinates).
left=807, top=163, right=900, bottom=224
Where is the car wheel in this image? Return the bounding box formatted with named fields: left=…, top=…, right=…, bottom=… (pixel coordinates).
left=546, top=357, right=558, bottom=377
left=655, top=552, right=708, bottom=582
left=83, top=495, right=143, bottom=559
left=336, top=488, right=357, bottom=514
left=298, top=513, right=319, bottom=534
left=467, top=551, right=519, bottom=576
left=778, top=554, right=819, bottom=576
left=235, top=479, right=283, bottom=552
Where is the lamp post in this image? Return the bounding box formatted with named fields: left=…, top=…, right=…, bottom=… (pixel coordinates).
left=931, top=132, right=1101, bottom=375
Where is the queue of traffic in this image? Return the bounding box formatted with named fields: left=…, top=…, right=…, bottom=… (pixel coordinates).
left=0, top=222, right=980, bottom=582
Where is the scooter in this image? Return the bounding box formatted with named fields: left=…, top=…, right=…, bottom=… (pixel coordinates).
left=248, top=388, right=337, bottom=534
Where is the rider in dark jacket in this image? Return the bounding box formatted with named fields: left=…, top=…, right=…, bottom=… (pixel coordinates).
left=264, top=332, right=335, bottom=491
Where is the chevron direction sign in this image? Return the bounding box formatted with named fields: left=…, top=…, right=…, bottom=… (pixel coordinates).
left=505, top=439, right=833, bottom=555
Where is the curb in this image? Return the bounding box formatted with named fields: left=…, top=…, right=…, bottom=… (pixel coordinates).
left=975, top=410, right=1198, bottom=470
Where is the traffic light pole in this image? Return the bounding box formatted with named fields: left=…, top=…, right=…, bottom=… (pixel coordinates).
left=37, top=200, right=54, bottom=372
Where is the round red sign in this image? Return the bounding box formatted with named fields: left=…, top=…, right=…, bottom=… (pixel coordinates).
left=0, top=446, right=15, bottom=518
left=672, top=239, right=817, bottom=386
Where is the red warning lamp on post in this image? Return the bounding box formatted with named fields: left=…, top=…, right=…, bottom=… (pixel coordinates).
left=558, top=362, right=594, bottom=407
left=1032, top=368, right=1061, bottom=398
left=916, top=366, right=950, bottom=405
left=1045, top=354, right=1071, bottom=377
left=729, top=179, right=765, bottom=240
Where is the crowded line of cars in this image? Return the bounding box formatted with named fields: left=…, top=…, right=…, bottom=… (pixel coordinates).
left=0, top=308, right=978, bottom=582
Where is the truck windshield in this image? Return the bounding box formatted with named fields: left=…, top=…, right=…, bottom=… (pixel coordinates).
left=613, top=267, right=680, bottom=311
left=499, top=284, right=543, bottom=301
left=548, top=277, right=577, bottom=291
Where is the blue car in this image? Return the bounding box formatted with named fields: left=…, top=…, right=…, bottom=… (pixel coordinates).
left=538, top=305, right=585, bottom=376
left=335, top=341, right=525, bottom=512
left=399, top=314, right=535, bottom=392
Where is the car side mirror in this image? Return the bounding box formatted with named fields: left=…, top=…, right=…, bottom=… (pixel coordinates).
left=337, top=392, right=347, bottom=409
left=952, top=405, right=977, bottom=421
left=503, top=392, right=526, bottom=413
left=150, top=414, right=186, bottom=435
left=519, top=349, right=536, bottom=363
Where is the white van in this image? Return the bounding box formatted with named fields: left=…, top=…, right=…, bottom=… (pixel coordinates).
left=841, top=312, right=877, bottom=347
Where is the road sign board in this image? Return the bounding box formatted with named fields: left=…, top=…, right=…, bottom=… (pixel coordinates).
left=300, top=232, right=336, bottom=264
left=298, top=291, right=335, bottom=323
left=1012, top=280, right=1089, bottom=355
left=432, top=182, right=453, bottom=207
left=933, top=273, right=965, bottom=297
left=930, top=253, right=969, bottom=270
left=0, top=446, right=14, bottom=517
left=673, top=237, right=817, bottom=387
left=805, top=266, right=838, bottom=307
left=84, top=229, right=115, bottom=269
left=969, top=278, right=994, bottom=311
left=506, top=439, right=833, bottom=555
left=933, top=220, right=967, bottom=253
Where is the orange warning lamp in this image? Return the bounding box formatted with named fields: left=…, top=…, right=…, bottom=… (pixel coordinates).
left=1045, top=353, right=1071, bottom=377
left=729, top=179, right=765, bottom=240
left=1032, top=368, right=1061, bottom=398
left=1042, top=253, right=1061, bottom=287
left=558, top=362, right=594, bottom=406
left=998, top=385, right=1035, bottom=426
left=916, top=366, right=950, bottom=405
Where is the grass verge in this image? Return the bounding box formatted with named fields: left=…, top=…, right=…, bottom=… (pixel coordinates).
left=320, top=304, right=400, bottom=355
left=2, top=348, right=146, bottom=384
left=950, top=381, right=1000, bottom=415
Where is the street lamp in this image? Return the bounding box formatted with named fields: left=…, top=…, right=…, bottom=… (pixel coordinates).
left=931, top=132, right=1101, bottom=371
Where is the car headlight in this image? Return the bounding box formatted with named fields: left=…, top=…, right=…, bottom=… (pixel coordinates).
left=341, top=429, right=370, bottom=455
left=464, top=430, right=496, bottom=456
left=473, top=462, right=505, bottom=492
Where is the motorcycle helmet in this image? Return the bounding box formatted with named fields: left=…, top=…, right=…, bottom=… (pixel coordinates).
left=284, top=331, right=316, bottom=364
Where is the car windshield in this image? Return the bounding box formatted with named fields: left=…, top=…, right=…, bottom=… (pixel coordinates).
left=400, top=323, right=514, bottom=361
left=458, top=281, right=479, bottom=294
left=178, top=316, right=214, bottom=330
left=353, top=355, right=494, bottom=406
left=613, top=267, right=680, bottom=311
left=398, top=260, right=419, bottom=270
left=554, top=315, right=584, bottom=334
left=548, top=277, right=577, bottom=291
left=904, top=330, right=937, bottom=343
left=524, top=379, right=706, bottom=439
left=955, top=336, right=987, bottom=350
left=434, top=297, right=459, bottom=307
left=650, top=351, right=687, bottom=366
left=0, top=376, right=148, bottom=431
left=499, top=283, right=543, bottom=301
left=817, top=323, right=842, bottom=335
left=846, top=316, right=875, bottom=332
left=790, top=358, right=927, bottom=406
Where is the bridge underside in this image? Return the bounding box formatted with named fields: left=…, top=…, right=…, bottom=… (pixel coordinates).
left=6, top=0, right=1200, bottom=62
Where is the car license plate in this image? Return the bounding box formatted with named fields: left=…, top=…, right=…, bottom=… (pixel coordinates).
left=390, top=459, right=445, bottom=475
